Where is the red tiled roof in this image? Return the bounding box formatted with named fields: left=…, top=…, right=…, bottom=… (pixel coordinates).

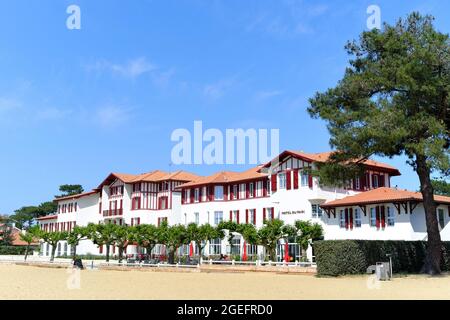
left=321, top=187, right=450, bottom=207
left=54, top=190, right=100, bottom=202
left=97, top=170, right=200, bottom=188
left=36, top=214, right=58, bottom=221
left=177, top=166, right=268, bottom=189
left=263, top=150, right=401, bottom=176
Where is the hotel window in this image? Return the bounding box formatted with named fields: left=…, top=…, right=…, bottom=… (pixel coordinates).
left=194, top=188, right=199, bottom=202
left=438, top=209, right=445, bottom=229
left=370, top=208, right=377, bottom=227
left=249, top=209, right=256, bottom=225
left=209, top=238, right=221, bottom=255
left=249, top=183, right=254, bottom=197
left=159, top=196, right=168, bottom=210
left=354, top=208, right=362, bottom=228
left=194, top=212, right=199, bottom=225
left=372, top=175, right=379, bottom=188
left=279, top=173, right=286, bottom=189
left=233, top=185, right=238, bottom=199
left=266, top=207, right=274, bottom=221
left=339, top=210, right=345, bottom=228
left=214, top=186, right=224, bottom=200
left=132, top=183, right=140, bottom=192
left=301, top=171, right=309, bottom=186
left=311, top=204, right=323, bottom=218
left=387, top=206, right=395, bottom=226
left=214, top=211, right=223, bottom=226
left=230, top=237, right=240, bottom=255
left=232, top=210, right=239, bottom=223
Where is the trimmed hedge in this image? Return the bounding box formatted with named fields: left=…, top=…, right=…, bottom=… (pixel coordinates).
left=0, top=245, right=37, bottom=255
left=314, top=240, right=450, bottom=276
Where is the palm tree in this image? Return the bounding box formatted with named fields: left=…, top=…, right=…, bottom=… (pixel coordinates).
left=19, top=225, right=40, bottom=261
left=294, top=220, right=323, bottom=261
left=66, top=226, right=88, bottom=260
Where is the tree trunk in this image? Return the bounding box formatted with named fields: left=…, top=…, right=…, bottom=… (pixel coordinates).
left=416, top=154, right=442, bottom=275
left=72, top=243, right=77, bottom=260
left=105, top=244, right=110, bottom=262
left=24, top=244, right=29, bottom=261
left=118, top=247, right=123, bottom=263
left=168, top=248, right=176, bottom=264
left=50, top=245, right=57, bottom=262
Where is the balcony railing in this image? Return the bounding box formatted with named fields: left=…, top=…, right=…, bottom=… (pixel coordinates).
left=103, top=209, right=123, bottom=217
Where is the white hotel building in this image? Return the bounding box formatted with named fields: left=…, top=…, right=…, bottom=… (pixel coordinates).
left=37, top=150, right=450, bottom=261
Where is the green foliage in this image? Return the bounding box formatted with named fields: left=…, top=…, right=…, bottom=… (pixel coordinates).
left=256, top=219, right=295, bottom=261
left=294, top=220, right=324, bottom=252
left=0, top=246, right=37, bottom=255
left=158, top=222, right=189, bottom=263
left=187, top=223, right=223, bottom=256
left=432, top=179, right=450, bottom=196
left=0, top=222, right=14, bottom=246
left=314, top=240, right=450, bottom=276
left=55, top=184, right=84, bottom=198
left=129, top=224, right=159, bottom=255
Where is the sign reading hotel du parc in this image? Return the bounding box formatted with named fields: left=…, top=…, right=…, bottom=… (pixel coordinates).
left=281, top=210, right=305, bottom=215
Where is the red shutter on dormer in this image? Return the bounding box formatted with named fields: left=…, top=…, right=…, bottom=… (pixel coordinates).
left=246, top=183, right=250, bottom=198
left=293, top=169, right=299, bottom=189
left=376, top=206, right=380, bottom=229
left=271, top=174, right=277, bottom=192
left=345, top=208, right=349, bottom=229
left=246, top=209, right=249, bottom=223
left=236, top=185, right=240, bottom=199
left=209, top=186, right=214, bottom=201
left=286, top=171, right=291, bottom=190
left=253, top=182, right=256, bottom=197
left=224, top=185, right=228, bottom=201
left=379, top=174, right=385, bottom=187
left=381, top=206, right=386, bottom=228
left=308, top=175, right=313, bottom=189
left=262, top=181, right=267, bottom=197
left=349, top=208, right=353, bottom=229
left=199, top=187, right=203, bottom=202
left=263, top=208, right=266, bottom=222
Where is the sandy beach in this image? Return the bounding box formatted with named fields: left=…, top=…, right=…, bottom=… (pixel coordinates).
left=1, top=264, right=450, bottom=300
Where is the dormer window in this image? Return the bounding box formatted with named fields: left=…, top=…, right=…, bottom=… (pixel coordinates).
left=194, top=188, right=199, bottom=202
left=214, top=186, right=224, bottom=200
left=249, top=183, right=254, bottom=197
left=279, top=173, right=286, bottom=189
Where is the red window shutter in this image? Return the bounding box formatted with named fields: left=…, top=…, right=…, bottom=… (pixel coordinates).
left=99, top=245, right=103, bottom=254
left=138, top=197, right=141, bottom=209
left=271, top=207, right=275, bottom=220
left=379, top=174, right=385, bottom=187
left=224, top=185, right=228, bottom=201
left=253, top=210, right=256, bottom=225
left=262, top=181, right=267, bottom=197
left=345, top=208, right=349, bottom=229
left=236, top=185, right=240, bottom=199
left=293, top=169, right=299, bottom=189
left=190, top=189, right=194, bottom=203
left=308, top=174, right=313, bottom=189
left=252, top=183, right=256, bottom=197
left=199, top=187, right=202, bottom=202
left=181, top=190, right=185, bottom=204
left=271, top=174, right=277, bottom=192
left=209, top=186, right=214, bottom=201
left=237, top=210, right=240, bottom=224
left=246, top=183, right=250, bottom=198
left=381, top=206, right=386, bottom=228
left=286, top=171, right=291, bottom=190
left=246, top=209, right=249, bottom=223
left=230, top=210, right=233, bottom=221
left=349, top=208, right=353, bottom=229
left=137, top=217, right=140, bottom=225
left=376, top=206, right=380, bottom=229
left=263, top=208, right=266, bottom=222
left=230, top=186, right=234, bottom=200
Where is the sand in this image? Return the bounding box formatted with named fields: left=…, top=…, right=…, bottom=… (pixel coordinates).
left=1, top=264, right=450, bottom=299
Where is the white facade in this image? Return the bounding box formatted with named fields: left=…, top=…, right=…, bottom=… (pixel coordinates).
left=37, top=150, right=450, bottom=262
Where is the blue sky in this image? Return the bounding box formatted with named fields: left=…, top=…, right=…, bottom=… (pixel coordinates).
left=0, top=0, right=449, bottom=213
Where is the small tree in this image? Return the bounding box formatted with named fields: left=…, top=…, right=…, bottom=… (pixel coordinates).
left=66, top=226, right=88, bottom=260
left=19, top=225, right=41, bottom=261
left=158, top=222, right=189, bottom=264
left=188, top=223, right=224, bottom=259
left=256, top=219, right=296, bottom=262
left=431, top=179, right=450, bottom=196
left=86, top=223, right=116, bottom=262
left=55, top=184, right=84, bottom=198
left=112, top=224, right=132, bottom=263
left=294, top=220, right=324, bottom=261
left=41, top=231, right=68, bottom=262
left=130, top=224, right=159, bottom=258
